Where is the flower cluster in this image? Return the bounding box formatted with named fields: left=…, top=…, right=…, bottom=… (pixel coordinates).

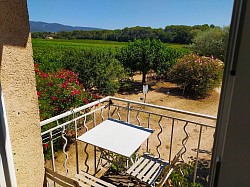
left=169, top=54, right=223, bottom=98
left=35, top=64, right=99, bottom=120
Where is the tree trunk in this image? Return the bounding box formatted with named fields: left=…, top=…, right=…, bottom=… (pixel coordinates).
left=142, top=72, right=147, bottom=84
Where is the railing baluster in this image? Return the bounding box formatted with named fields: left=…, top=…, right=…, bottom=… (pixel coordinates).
left=83, top=114, right=90, bottom=173
left=49, top=131, right=56, bottom=172
left=74, top=112, right=79, bottom=174
left=116, top=105, right=121, bottom=120
left=62, top=126, right=69, bottom=176
left=136, top=110, right=141, bottom=126
left=84, top=143, right=90, bottom=173
left=108, top=100, right=111, bottom=119
left=156, top=115, right=163, bottom=158
left=169, top=119, right=175, bottom=163
left=83, top=115, right=88, bottom=132
left=193, top=125, right=203, bottom=184
left=181, top=122, right=189, bottom=162
left=100, top=107, right=104, bottom=121
left=127, top=102, right=130, bottom=123
left=94, top=103, right=97, bottom=175
left=93, top=111, right=96, bottom=127
left=146, top=113, right=150, bottom=152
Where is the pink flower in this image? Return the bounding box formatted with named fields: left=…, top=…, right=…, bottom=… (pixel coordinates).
left=43, top=73, right=48, bottom=78
left=55, top=107, right=59, bottom=111
left=43, top=143, right=48, bottom=149
left=75, top=79, right=79, bottom=84
left=71, top=91, right=75, bottom=96
left=62, top=83, right=67, bottom=88
left=34, top=63, right=39, bottom=67
left=48, top=82, right=53, bottom=86
left=37, top=91, right=41, bottom=98
left=84, top=98, right=89, bottom=104
left=52, top=96, right=57, bottom=101
left=75, top=90, right=80, bottom=95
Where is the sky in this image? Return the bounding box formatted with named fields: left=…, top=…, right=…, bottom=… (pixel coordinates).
left=27, top=0, right=234, bottom=30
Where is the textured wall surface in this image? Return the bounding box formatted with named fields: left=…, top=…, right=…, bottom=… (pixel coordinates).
left=0, top=0, right=44, bottom=186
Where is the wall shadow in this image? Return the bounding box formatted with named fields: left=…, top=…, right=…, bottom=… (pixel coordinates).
left=0, top=0, right=30, bottom=48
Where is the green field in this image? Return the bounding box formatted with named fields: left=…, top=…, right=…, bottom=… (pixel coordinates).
left=32, top=38, right=187, bottom=51
left=32, top=39, right=128, bottom=51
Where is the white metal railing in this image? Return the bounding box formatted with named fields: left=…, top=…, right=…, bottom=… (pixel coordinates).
left=41, top=96, right=216, bottom=185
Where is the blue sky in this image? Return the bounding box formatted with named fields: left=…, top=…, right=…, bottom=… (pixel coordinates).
left=27, top=0, right=234, bottom=30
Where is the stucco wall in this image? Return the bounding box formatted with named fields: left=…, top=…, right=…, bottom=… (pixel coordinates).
left=0, top=0, right=44, bottom=186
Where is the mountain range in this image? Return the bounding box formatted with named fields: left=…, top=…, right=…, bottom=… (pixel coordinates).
left=30, top=21, right=103, bottom=32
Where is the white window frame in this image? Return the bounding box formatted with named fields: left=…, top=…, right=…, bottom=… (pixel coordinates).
left=0, top=85, right=17, bottom=187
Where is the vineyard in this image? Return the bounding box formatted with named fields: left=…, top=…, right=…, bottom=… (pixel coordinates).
left=32, top=38, right=187, bottom=51
left=32, top=39, right=128, bottom=51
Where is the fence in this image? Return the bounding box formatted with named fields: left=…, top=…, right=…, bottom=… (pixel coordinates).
left=41, top=96, right=216, bottom=184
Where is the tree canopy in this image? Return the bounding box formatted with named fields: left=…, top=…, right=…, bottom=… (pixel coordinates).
left=31, top=24, right=214, bottom=45
left=191, top=27, right=229, bottom=61
left=117, top=39, right=186, bottom=83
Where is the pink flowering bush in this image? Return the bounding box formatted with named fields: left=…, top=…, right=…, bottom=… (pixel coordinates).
left=169, top=54, right=223, bottom=98
left=35, top=64, right=100, bottom=159
left=35, top=64, right=98, bottom=121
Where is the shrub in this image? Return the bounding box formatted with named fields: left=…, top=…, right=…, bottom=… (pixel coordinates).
left=35, top=64, right=97, bottom=122
left=169, top=162, right=204, bottom=187
left=169, top=54, right=223, bottom=98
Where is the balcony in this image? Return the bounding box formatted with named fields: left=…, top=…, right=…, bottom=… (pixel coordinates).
left=41, top=96, right=216, bottom=186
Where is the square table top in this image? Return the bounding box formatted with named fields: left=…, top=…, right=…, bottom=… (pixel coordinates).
left=77, top=118, right=154, bottom=158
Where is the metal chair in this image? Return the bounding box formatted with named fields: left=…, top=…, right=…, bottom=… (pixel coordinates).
left=75, top=171, right=116, bottom=187
left=44, top=167, right=116, bottom=187
left=126, top=139, right=188, bottom=187
left=44, top=167, right=80, bottom=187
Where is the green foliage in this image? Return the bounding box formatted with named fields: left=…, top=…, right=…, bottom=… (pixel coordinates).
left=63, top=49, right=127, bottom=95
left=165, top=25, right=193, bottom=44
left=169, top=162, right=204, bottom=187
left=169, top=54, right=223, bottom=98
left=118, top=39, right=187, bottom=83
left=191, top=27, right=229, bottom=61
left=32, top=24, right=214, bottom=45
left=33, top=48, right=66, bottom=72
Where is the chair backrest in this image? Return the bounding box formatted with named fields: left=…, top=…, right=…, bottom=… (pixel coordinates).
left=44, top=167, right=80, bottom=187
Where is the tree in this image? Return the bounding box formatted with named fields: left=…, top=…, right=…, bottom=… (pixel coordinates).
left=191, top=27, right=229, bottom=61
left=164, top=25, right=193, bottom=44
left=63, top=49, right=127, bottom=95
left=118, top=39, right=182, bottom=83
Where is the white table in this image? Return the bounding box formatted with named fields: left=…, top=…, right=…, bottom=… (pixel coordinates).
left=77, top=118, right=153, bottom=171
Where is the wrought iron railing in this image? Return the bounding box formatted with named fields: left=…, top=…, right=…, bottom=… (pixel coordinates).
left=41, top=96, right=216, bottom=184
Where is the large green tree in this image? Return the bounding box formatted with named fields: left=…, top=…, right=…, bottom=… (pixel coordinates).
left=118, top=39, right=183, bottom=83
left=191, top=27, right=229, bottom=61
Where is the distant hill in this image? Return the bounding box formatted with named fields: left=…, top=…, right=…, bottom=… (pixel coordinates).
left=30, top=21, right=103, bottom=32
